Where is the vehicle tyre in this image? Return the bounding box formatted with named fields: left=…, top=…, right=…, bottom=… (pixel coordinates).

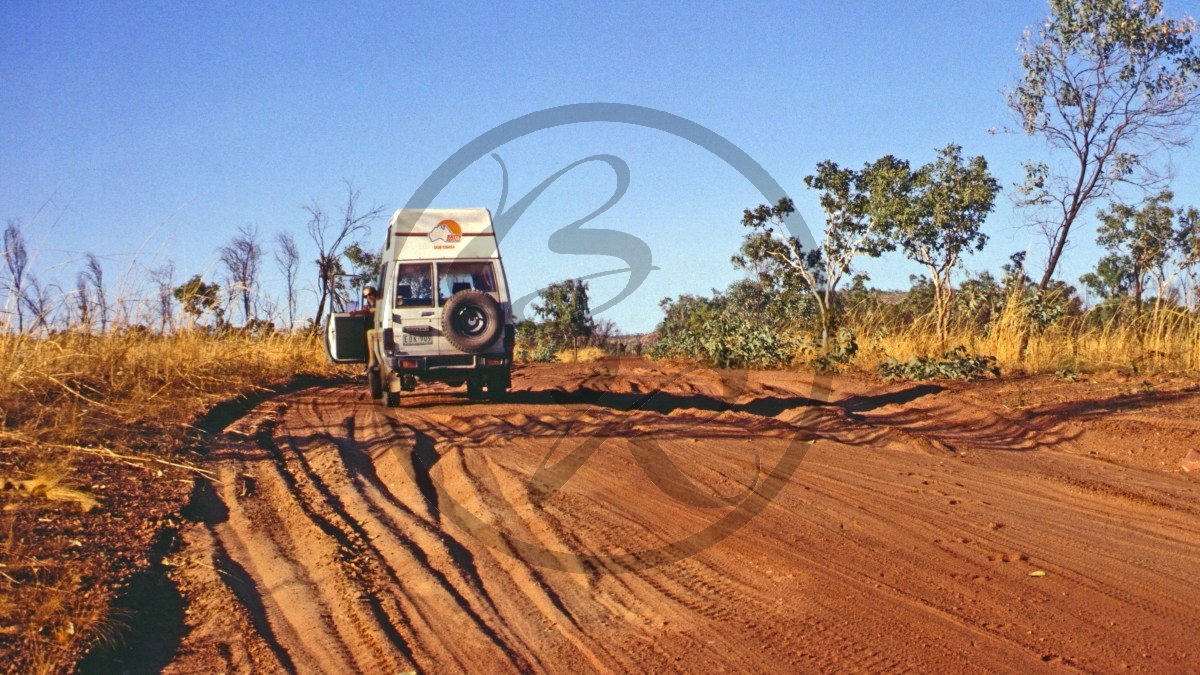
left=467, top=377, right=484, bottom=400
left=368, top=367, right=383, bottom=399
left=486, top=370, right=508, bottom=402
left=441, top=290, right=502, bottom=353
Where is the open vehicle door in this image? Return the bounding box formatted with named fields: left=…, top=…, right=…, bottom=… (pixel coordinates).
left=324, top=312, right=370, bottom=364
left=323, top=275, right=374, bottom=364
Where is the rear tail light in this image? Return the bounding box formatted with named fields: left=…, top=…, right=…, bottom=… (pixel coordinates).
left=382, top=327, right=395, bottom=352
left=400, top=359, right=419, bottom=369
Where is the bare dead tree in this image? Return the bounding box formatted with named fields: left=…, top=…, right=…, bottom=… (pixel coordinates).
left=305, top=182, right=385, bottom=330
left=150, top=261, right=176, bottom=333
left=1006, top=0, right=1200, bottom=289
left=74, top=270, right=91, bottom=332
left=78, top=254, right=109, bottom=334
left=591, top=317, right=618, bottom=348
left=21, top=276, right=52, bottom=332
left=218, top=224, right=263, bottom=326
left=4, top=219, right=30, bottom=332
left=254, top=295, right=280, bottom=333
left=273, top=231, right=300, bottom=331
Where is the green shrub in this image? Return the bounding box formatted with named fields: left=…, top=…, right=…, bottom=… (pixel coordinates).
left=808, top=327, right=858, bottom=373
left=878, top=345, right=999, bottom=381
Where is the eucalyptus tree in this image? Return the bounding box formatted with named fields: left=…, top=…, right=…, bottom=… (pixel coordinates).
left=871, top=145, right=1001, bottom=344
left=218, top=224, right=263, bottom=326
left=737, top=157, right=894, bottom=346
left=1007, top=0, right=1200, bottom=288
left=1086, top=191, right=1200, bottom=313
left=273, top=231, right=300, bottom=331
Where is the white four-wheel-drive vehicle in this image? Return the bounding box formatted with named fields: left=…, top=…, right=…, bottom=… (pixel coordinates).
left=325, top=208, right=514, bottom=406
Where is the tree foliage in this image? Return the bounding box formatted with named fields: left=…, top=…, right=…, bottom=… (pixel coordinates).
left=868, top=145, right=1001, bottom=343
left=652, top=279, right=812, bottom=369
left=532, top=279, right=594, bottom=350
left=738, top=146, right=996, bottom=347
left=1079, top=253, right=1132, bottom=301
left=343, top=242, right=383, bottom=286
left=1082, top=191, right=1200, bottom=312
left=1007, top=0, right=1200, bottom=288
left=173, top=274, right=222, bottom=325
left=737, top=158, right=897, bottom=346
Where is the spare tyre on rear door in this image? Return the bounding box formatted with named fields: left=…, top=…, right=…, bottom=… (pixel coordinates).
left=441, top=289, right=502, bottom=353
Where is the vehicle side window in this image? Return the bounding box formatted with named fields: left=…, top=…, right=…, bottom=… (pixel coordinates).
left=437, top=262, right=497, bottom=303
left=394, top=263, right=433, bottom=307
left=376, top=262, right=388, bottom=301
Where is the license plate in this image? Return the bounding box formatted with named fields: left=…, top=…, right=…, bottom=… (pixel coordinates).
left=402, top=334, right=433, bottom=345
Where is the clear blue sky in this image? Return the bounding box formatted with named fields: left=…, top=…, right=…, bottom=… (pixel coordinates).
left=3, top=0, right=1199, bottom=332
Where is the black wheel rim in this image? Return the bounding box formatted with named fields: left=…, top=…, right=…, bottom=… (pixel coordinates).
left=455, top=306, right=488, bottom=336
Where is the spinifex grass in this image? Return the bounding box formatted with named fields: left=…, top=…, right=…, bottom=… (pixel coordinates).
left=0, top=328, right=336, bottom=673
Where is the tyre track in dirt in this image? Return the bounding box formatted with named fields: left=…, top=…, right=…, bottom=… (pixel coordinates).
left=271, top=394, right=534, bottom=672
left=165, top=362, right=1200, bottom=673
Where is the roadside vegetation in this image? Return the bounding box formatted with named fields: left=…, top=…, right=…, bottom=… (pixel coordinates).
left=656, top=0, right=1200, bottom=380
left=515, top=278, right=627, bottom=363
left=0, top=327, right=333, bottom=672
left=0, top=188, right=369, bottom=670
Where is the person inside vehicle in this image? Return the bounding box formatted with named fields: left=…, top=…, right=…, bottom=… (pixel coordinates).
left=357, top=286, right=378, bottom=315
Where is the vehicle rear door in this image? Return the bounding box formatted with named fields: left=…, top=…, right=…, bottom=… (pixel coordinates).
left=435, top=259, right=505, bottom=353
left=390, top=262, right=444, bottom=356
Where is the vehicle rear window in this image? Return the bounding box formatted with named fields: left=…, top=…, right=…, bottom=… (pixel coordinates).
left=394, top=263, right=434, bottom=307
left=437, top=262, right=497, bottom=302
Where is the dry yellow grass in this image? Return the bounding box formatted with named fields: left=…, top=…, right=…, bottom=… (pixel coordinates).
left=844, top=293, right=1200, bottom=375
left=554, top=346, right=607, bottom=363
left=0, top=329, right=331, bottom=445
left=1, top=475, right=99, bottom=513
left=0, top=327, right=336, bottom=672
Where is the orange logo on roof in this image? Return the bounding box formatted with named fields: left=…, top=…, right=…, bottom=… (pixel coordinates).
left=428, top=219, right=462, bottom=244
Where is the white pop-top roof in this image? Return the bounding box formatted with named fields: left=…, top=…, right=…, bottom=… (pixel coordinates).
left=385, top=208, right=499, bottom=260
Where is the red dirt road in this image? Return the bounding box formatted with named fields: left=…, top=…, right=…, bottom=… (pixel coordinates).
left=161, top=360, right=1199, bottom=673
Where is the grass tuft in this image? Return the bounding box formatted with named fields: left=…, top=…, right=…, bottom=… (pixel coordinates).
left=554, top=346, right=607, bottom=363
